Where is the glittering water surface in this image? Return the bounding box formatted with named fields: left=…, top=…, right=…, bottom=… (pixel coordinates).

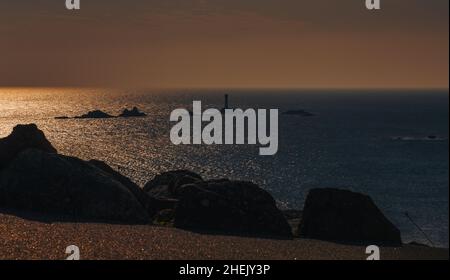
left=0, top=88, right=448, bottom=247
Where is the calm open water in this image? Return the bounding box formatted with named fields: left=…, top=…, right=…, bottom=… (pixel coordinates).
left=0, top=88, right=448, bottom=247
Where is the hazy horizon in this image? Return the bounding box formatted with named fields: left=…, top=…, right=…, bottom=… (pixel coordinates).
left=1, top=0, right=448, bottom=89
left=0, top=86, right=449, bottom=91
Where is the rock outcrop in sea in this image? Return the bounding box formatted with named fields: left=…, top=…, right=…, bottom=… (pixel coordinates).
left=55, top=107, right=147, bottom=119
left=119, top=107, right=147, bottom=117
left=74, top=110, right=114, bottom=119
left=298, top=188, right=402, bottom=245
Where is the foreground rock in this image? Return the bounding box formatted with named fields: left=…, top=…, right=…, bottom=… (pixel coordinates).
left=0, top=149, right=150, bottom=224
left=0, top=124, right=57, bottom=169
left=298, top=188, right=402, bottom=245
left=173, top=179, right=293, bottom=238
left=0, top=124, right=178, bottom=224
left=89, top=160, right=176, bottom=216
left=144, top=171, right=292, bottom=237
left=144, top=170, right=203, bottom=199
left=119, top=107, right=147, bottom=117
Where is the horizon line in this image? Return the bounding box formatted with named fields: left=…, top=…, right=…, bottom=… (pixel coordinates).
left=0, top=86, right=449, bottom=92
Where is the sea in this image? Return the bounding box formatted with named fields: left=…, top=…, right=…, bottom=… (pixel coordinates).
left=0, top=88, right=448, bottom=247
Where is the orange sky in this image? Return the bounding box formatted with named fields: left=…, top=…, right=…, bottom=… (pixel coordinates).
left=0, top=0, right=448, bottom=89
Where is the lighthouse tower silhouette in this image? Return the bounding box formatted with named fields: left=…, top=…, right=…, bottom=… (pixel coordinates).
left=224, top=94, right=229, bottom=110
left=220, top=94, right=230, bottom=114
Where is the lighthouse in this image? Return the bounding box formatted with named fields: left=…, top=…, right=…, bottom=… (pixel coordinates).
left=224, top=94, right=229, bottom=110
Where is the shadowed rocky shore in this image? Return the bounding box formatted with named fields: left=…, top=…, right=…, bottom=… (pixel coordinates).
left=1, top=124, right=446, bottom=260
left=1, top=212, right=448, bottom=260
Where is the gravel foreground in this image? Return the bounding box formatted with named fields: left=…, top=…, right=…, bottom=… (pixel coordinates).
left=0, top=213, right=447, bottom=260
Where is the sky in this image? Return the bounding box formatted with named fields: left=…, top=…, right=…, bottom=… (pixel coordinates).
left=0, top=0, right=448, bottom=89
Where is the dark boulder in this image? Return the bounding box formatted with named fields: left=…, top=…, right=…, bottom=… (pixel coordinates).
left=298, top=188, right=402, bottom=245
left=174, top=179, right=292, bottom=238
left=89, top=160, right=176, bottom=217
left=119, top=107, right=147, bottom=118
left=144, top=170, right=203, bottom=199
left=75, top=110, right=114, bottom=119
left=0, top=124, right=57, bottom=169
left=0, top=149, right=150, bottom=224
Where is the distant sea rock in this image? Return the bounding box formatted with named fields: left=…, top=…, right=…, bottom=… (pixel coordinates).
left=74, top=110, right=114, bottom=119
left=282, top=110, right=315, bottom=117
left=119, top=107, right=147, bottom=118
left=0, top=149, right=150, bottom=224
left=173, top=179, right=293, bottom=238
left=298, top=188, right=402, bottom=245
left=55, top=107, right=147, bottom=119
left=391, top=135, right=447, bottom=141
left=0, top=124, right=57, bottom=169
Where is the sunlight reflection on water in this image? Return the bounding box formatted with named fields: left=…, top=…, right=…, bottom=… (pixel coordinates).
left=0, top=88, right=448, bottom=247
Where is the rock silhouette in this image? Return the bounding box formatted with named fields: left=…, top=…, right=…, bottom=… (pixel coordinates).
left=145, top=172, right=292, bottom=237
left=0, top=125, right=173, bottom=224
left=173, top=179, right=293, bottom=238
left=75, top=110, right=114, bottom=119
left=298, top=188, right=402, bottom=245
left=56, top=107, right=147, bottom=119
left=0, top=124, right=57, bottom=169
left=89, top=160, right=175, bottom=217
left=119, top=107, right=147, bottom=117
left=0, top=149, right=151, bottom=224
left=144, top=170, right=203, bottom=199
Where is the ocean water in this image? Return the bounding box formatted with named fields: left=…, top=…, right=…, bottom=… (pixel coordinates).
left=0, top=88, right=448, bottom=247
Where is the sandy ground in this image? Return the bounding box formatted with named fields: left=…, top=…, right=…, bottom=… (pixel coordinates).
left=0, top=213, right=447, bottom=260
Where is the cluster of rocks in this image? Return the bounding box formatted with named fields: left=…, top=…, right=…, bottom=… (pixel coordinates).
left=55, top=107, right=147, bottom=119
left=0, top=124, right=402, bottom=244
left=118, top=107, right=147, bottom=118
left=144, top=171, right=292, bottom=237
